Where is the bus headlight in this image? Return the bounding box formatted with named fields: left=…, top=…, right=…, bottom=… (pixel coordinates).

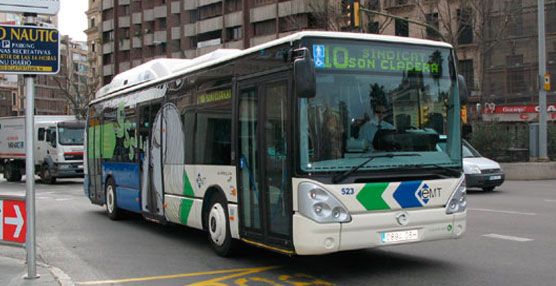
left=446, top=178, right=467, bottom=214
left=298, top=182, right=351, bottom=223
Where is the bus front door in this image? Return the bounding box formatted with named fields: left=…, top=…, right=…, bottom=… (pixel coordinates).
left=237, top=74, right=292, bottom=253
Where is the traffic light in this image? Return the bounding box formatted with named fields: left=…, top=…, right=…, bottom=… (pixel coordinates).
left=420, top=106, right=430, bottom=125
left=346, top=0, right=361, bottom=28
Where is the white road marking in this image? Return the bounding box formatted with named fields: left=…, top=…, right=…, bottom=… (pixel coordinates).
left=36, top=196, right=53, bottom=200
left=544, top=199, right=556, bottom=202
left=483, top=234, right=534, bottom=242
left=55, top=198, right=71, bottom=202
left=469, top=208, right=537, bottom=216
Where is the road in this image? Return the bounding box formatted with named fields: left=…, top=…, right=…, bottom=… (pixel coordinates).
left=0, top=177, right=555, bottom=286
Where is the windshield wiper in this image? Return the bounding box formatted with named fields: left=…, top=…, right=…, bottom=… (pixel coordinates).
left=332, top=153, right=421, bottom=184
left=392, top=163, right=462, bottom=177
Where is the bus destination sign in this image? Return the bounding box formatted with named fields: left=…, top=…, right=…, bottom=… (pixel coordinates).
left=0, top=25, right=59, bottom=75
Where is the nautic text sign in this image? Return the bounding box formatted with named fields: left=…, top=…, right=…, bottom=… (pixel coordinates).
left=0, top=199, right=26, bottom=244
left=0, top=0, right=60, bottom=15
left=0, top=25, right=59, bottom=74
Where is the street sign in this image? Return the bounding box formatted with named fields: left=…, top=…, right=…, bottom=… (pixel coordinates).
left=0, top=199, right=26, bottom=244
left=0, top=25, right=60, bottom=74
left=0, top=0, right=60, bottom=15
left=544, top=74, right=551, bottom=91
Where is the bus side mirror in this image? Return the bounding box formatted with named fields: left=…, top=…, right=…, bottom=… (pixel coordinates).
left=294, top=48, right=316, bottom=98
left=457, top=74, right=469, bottom=105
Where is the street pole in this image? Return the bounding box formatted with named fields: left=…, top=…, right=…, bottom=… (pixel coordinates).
left=23, top=13, right=39, bottom=280
left=538, top=0, right=548, bottom=160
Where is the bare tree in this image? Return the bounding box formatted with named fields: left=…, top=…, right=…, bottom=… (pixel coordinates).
left=53, top=68, right=99, bottom=119
left=415, top=0, right=521, bottom=94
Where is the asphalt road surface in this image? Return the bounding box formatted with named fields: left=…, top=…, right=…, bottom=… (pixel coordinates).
left=0, top=177, right=555, bottom=286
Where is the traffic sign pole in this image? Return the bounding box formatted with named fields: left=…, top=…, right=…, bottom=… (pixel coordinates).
left=23, top=12, right=39, bottom=281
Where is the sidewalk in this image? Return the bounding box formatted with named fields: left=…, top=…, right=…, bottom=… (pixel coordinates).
left=0, top=255, right=72, bottom=286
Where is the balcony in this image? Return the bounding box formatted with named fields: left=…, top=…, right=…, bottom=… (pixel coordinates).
left=198, top=16, right=223, bottom=34
left=171, top=27, right=181, bottom=40
left=103, top=64, right=114, bottom=76
left=103, top=42, right=114, bottom=54
left=171, top=1, right=180, bottom=14
left=132, top=12, right=142, bottom=24
left=102, top=0, right=114, bottom=10
left=119, top=39, right=130, bottom=51
left=154, top=6, right=167, bottom=18
left=184, top=23, right=196, bottom=37
left=132, top=37, right=142, bottom=48
left=102, top=20, right=114, bottom=32
left=119, top=16, right=131, bottom=28
left=154, top=31, right=167, bottom=43
left=144, top=9, right=154, bottom=22
left=251, top=4, right=276, bottom=23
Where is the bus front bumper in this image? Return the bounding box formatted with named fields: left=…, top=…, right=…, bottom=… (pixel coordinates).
left=293, top=208, right=466, bottom=255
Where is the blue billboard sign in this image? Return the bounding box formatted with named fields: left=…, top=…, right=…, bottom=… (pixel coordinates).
left=0, top=25, right=59, bottom=74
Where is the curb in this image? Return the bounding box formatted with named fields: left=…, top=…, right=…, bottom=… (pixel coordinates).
left=501, top=162, right=556, bottom=180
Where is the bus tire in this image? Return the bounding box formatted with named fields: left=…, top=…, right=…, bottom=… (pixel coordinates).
left=40, top=164, right=56, bottom=184
left=206, top=193, right=236, bottom=257
left=4, top=162, right=22, bottom=182
left=105, top=178, right=120, bottom=220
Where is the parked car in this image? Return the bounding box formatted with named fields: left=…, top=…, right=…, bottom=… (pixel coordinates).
left=462, top=140, right=505, bottom=191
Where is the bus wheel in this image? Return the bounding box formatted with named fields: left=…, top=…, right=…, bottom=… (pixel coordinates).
left=105, top=178, right=120, bottom=220
left=207, top=194, right=235, bottom=257
left=40, top=164, right=56, bottom=184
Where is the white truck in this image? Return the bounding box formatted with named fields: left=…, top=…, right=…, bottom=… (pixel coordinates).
left=0, top=116, right=85, bottom=183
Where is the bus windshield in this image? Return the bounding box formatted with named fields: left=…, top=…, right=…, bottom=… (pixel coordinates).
left=299, top=39, right=461, bottom=173
left=58, top=122, right=85, bottom=146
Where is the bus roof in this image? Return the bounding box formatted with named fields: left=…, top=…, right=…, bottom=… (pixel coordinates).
left=91, top=31, right=453, bottom=105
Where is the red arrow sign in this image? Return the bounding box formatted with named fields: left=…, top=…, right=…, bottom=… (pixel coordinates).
left=0, top=200, right=26, bottom=243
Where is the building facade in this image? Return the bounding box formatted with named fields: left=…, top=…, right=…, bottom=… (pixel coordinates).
left=91, top=0, right=556, bottom=118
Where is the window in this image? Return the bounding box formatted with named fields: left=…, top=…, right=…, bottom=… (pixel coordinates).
left=226, top=26, right=242, bottom=41
left=458, top=60, right=474, bottom=91
left=198, top=3, right=222, bottom=20
left=226, top=0, right=242, bottom=13
left=194, top=88, right=233, bottom=165
left=37, top=127, right=46, bottom=141
left=368, top=21, right=379, bottom=34
left=546, top=4, right=556, bottom=33
left=253, top=20, right=276, bottom=36
left=91, top=42, right=96, bottom=53
left=426, top=13, right=439, bottom=40
left=158, top=18, right=166, bottom=30
left=90, top=17, right=95, bottom=28
left=457, top=9, right=473, bottom=44
left=395, top=18, right=408, bottom=37
left=103, top=31, right=114, bottom=42
left=12, top=92, right=16, bottom=106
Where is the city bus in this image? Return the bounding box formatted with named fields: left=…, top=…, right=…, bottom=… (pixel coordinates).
left=84, top=31, right=467, bottom=256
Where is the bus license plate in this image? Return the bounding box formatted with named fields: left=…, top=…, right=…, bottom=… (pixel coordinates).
left=489, top=175, right=501, bottom=180
left=381, top=230, right=419, bottom=244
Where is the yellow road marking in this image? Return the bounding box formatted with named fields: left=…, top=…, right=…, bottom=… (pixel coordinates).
left=76, top=266, right=280, bottom=285
left=187, top=266, right=281, bottom=286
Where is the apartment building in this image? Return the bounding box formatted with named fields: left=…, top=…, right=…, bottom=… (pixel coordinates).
left=91, top=0, right=556, bottom=118
left=96, top=0, right=323, bottom=85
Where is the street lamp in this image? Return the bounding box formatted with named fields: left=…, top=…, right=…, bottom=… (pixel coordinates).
left=153, top=40, right=186, bottom=58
